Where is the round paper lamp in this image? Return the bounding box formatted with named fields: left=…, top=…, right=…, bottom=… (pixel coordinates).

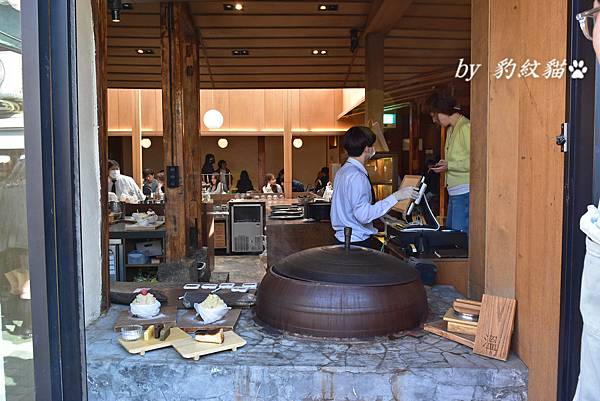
left=203, top=109, right=224, bottom=129
left=141, top=138, right=152, bottom=149
left=293, top=138, right=303, bottom=149
left=217, top=138, right=229, bottom=149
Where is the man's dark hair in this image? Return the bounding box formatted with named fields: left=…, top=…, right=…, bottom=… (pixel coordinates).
left=342, top=126, right=376, bottom=157
left=426, top=92, right=459, bottom=116
left=143, top=168, right=154, bottom=178
left=108, top=159, right=120, bottom=170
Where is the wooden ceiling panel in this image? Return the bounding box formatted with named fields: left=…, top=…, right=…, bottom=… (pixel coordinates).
left=189, top=1, right=371, bottom=15
left=193, top=15, right=367, bottom=28
left=107, top=0, right=471, bottom=89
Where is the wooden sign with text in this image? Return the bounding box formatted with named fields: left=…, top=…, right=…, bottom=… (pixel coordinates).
left=473, top=295, right=517, bottom=361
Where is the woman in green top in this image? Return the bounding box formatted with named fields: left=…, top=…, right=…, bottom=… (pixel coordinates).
left=427, top=93, right=470, bottom=233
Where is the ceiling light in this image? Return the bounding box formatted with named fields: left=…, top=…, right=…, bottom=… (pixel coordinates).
left=217, top=138, right=229, bottom=149
left=320, top=50, right=327, bottom=55
left=141, top=138, right=152, bottom=149
left=293, top=138, right=303, bottom=149
left=203, top=109, right=224, bottom=129
left=136, top=49, right=154, bottom=55
left=232, top=49, right=249, bottom=56
left=312, top=49, right=319, bottom=55
left=109, top=0, right=121, bottom=22
left=223, top=4, right=234, bottom=10
left=234, top=3, right=243, bottom=10
left=121, top=2, right=133, bottom=10
left=318, top=4, right=338, bottom=11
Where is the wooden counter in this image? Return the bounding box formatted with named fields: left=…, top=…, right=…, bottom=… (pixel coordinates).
left=386, top=242, right=469, bottom=295
left=266, top=218, right=336, bottom=268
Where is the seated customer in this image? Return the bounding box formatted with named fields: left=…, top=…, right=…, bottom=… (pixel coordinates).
left=236, top=170, right=254, bottom=193
left=262, top=173, right=282, bottom=194
left=208, top=173, right=225, bottom=194
left=107, top=159, right=144, bottom=202
left=142, top=168, right=159, bottom=196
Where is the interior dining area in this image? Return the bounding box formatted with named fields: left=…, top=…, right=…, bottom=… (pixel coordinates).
left=79, top=0, right=567, bottom=400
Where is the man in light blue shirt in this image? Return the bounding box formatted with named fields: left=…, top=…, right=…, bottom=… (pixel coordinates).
left=331, top=126, right=417, bottom=248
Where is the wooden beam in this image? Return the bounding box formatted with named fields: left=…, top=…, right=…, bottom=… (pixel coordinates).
left=257, top=136, right=266, bottom=190
left=91, top=0, right=110, bottom=311
left=160, top=2, right=202, bottom=261
left=364, top=32, right=388, bottom=151
left=283, top=90, right=293, bottom=197
left=132, top=89, right=143, bottom=185
left=364, top=0, right=413, bottom=35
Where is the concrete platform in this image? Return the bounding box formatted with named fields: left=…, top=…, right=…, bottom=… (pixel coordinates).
left=86, top=286, right=527, bottom=401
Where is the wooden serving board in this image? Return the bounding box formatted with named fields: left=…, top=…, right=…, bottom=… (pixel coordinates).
left=118, top=327, right=190, bottom=356
left=424, top=320, right=475, bottom=348
left=124, top=221, right=165, bottom=231
left=173, top=330, right=246, bottom=361
left=473, top=295, right=516, bottom=361
left=114, top=306, right=177, bottom=331
left=177, top=309, right=242, bottom=333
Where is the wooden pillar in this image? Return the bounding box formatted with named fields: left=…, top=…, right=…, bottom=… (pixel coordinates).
left=132, top=89, right=142, bottom=185
left=91, top=0, right=109, bottom=310
left=364, top=33, right=387, bottom=151
left=160, top=2, right=202, bottom=261
left=283, top=90, right=293, bottom=197
left=470, top=0, right=566, bottom=400
left=257, top=136, right=266, bottom=188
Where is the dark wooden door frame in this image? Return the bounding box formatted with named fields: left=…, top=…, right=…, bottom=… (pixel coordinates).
left=558, top=1, right=598, bottom=400
left=22, top=0, right=88, bottom=399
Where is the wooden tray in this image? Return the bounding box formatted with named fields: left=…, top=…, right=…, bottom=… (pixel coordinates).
left=173, top=330, right=246, bottom=361
left=118, top=327, right=190, bottom=356
left=114, top=306, right=177, bottom=331
left=424, top=320, right=475, bottom=348
left=177, top=309, right=242, bottom=333
left=124, top=221, right=165, bottom=231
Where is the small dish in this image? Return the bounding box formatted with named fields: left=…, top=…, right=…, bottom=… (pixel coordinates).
left=242, top=282, right=257, bottom=289
left=218, top=283, right=235, bottom=289
left=201, top=283, right=218, bottom=290
left=231, top=286, right=248, bottom=293
left=120, top=325, right=143, bottom=341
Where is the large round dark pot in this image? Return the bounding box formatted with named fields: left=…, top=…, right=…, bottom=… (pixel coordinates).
left=256, top=237, right=428, bottom=338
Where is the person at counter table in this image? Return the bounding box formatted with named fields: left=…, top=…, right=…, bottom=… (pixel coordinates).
left=107, top=159, right=145, bottom=203
left=262, top=173, right=283, bottom=194
left=208, top=173, right=225, bottom=194
left=142, top=168, right=159, bottom=196
left=331, top=126, right=418, bottom=249
left=217, top=159, right=231, bottom=192
left=156, top=171, right=165, bottom=193
left=236, top=170, right=254, bottom=193
left=314, top=167, right=329, bottom=192
left=426, top=92, right=471, bottom=234
left=201, top=153, right=215, bottom=182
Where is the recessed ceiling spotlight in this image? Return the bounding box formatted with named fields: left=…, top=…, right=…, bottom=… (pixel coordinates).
left=234, top=3, right=243, bottom=10
left=223, top=3, right=234, bottom=10
left=312, top=49, right=319, bottom=55
left=136, top=49, right=154, bottom=55
left=224, top=3, right=243, bottom=11
left=318, top=4, right=338, bottom=11
left=232, top=49, right=249, bottom=56
left=320, top=50, right=328, bottom=55
left=121, top=2, right=133, bottom=10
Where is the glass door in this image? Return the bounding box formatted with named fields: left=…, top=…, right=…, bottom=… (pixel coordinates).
left=0, top=1, right=35, bottom=400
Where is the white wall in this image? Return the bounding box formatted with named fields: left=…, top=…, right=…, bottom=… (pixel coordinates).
left=77, top=0, right=102, bottom=325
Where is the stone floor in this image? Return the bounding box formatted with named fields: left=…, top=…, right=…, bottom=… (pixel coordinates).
left=86, top=256, right=527, bottom=401
left=213, top=254, right=266, bottom=284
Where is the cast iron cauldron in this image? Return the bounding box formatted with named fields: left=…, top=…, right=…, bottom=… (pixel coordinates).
left=304, top=200, right=331, bottom=221
left=256, top=228, right=428, bottom=338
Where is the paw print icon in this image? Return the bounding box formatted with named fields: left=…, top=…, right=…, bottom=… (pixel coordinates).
left=568, top=60, right=588, bottom=79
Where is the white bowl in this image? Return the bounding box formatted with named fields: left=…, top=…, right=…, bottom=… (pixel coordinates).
left=193, top=302, right=230, bottom=324
left=130, top=300, right=161, bottom=319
